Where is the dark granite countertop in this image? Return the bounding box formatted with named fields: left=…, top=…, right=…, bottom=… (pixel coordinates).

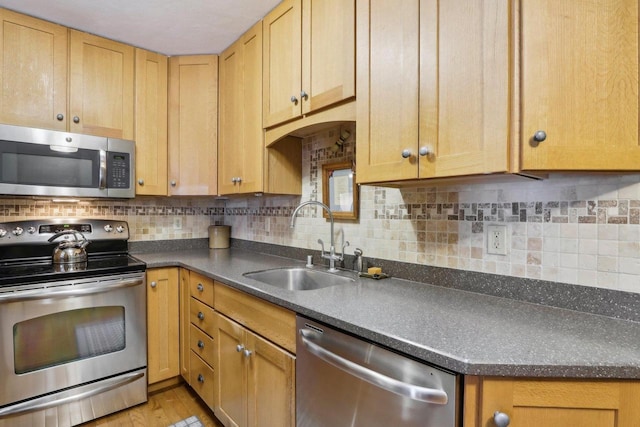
left=134, top=247, right=640, bottom=379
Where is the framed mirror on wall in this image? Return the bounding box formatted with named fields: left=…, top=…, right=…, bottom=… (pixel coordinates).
left=322, top=161, right=358, bottom=220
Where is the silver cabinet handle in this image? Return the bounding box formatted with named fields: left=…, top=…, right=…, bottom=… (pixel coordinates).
left=150, top=281, right=157, bottom=288
left=197, top=374, right=205, bottom=383
left=56, top=113, right=64, bottom=121
left=244, top=349, right=252, bottom=358
left=290, top=95, right=298, bottom=104
left=300, top=90, right=308, bottom=100
left=533, top=130, right=547, bottom=143
left=493, top=411, right=510, bottom=427
left=197, top=283, right=204, bottom=292
left=236, top=344, right=245, bottom=352
left=138, top=179, right=144, bottom=186
left=170, top=180, right=177, bottom=187
left=197, top=312, right=204, bottom=320
left=300, top=329, right=448, bottom=404
left=197, top=340, right=205, bottom=349
left=73, top=116, right=80, bottom=124
left=401, top=149, right=412, bottom=159
left=419, top=146, right=432, bottom=156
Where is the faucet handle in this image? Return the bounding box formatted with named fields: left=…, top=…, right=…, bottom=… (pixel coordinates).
left=341, top=240, right=350, bottom=256
left=354, top=248, right=363, bottom=257
left=317, top=238, right=326, bottom=254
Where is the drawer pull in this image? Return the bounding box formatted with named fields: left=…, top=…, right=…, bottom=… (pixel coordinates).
left=236, top=344, right=245, bottom=352
left=197, top=340, right=205, bottom=349
left=197, top=312, right=205, bottom=320
left=197, top=374, right=205, bottom=383
left=197, top=283, right=204, bottom=292
left=244, top=349, right=252, bottom=358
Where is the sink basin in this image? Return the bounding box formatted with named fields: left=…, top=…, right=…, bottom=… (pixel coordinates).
left=243, top=267, right=355, bottom=291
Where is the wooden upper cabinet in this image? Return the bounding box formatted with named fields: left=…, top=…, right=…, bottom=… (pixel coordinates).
left=0, top=9, right=68, bottom=130
left=263, top=0, right=355, bottom=128
left=518, top=0, right=640, bottom=171
left=135, top=48, right=168, bottom=196
left=168, top=55, right=218, bottom=196
left=464, top=377, right=640, bottom=427
left=356, top=0, right=509, bottom=184
left=69, top=30, right=134, bottom=139
left=219, top=21, right=264, bottom=195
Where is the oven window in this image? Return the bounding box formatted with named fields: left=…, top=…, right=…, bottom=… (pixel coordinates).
left=13, top=306, right=125, bottom=374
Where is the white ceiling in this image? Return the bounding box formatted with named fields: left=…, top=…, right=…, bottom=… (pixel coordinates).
left=0, top=0, right=281, bottom=55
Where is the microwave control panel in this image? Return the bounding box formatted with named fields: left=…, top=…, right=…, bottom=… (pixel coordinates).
left=107, top=152, right=131, bottom=189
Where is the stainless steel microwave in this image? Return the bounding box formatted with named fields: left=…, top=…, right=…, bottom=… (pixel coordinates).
left=0, top=124, right=135, bottom=198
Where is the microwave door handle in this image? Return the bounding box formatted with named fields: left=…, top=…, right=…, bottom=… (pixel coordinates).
left=299, top=330, right=448, bottom=404
left=99, top=150, right=107, bottom=189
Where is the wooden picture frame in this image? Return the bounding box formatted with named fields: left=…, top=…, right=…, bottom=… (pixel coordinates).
left=322, top=161, right=358, bottom=220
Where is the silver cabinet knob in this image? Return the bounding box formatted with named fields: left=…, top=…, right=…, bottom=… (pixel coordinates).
left=197, top=340, right=205, bottom=349
left=170, top=180, right=177, bottom=187
left=138, top=179, right=144, bottom=186
left=236, top=177, right=242, bottom=183
left=197, top=283, right=204, bottom=292
left=236, top=344, right=245, bottom=352
left=56, top=113, right=64, bottom=121
left=533, top=130, right=547, bottom=143
left=243, top=349, right=252, bottom=358
left=231, top=177, right=237, bottom=183
left=300, top=90, right=308, bottom=100
left=150, top=281, right=157, bottom=288
left=401, top=149, right=412, bottom=159
left=419, top=146, right=432, bottom=156
left=197, top=312, right=205, bottom=320
left=290, top=95, right=298, bottom=104
left=197, top=374, right=205, bottom=383
left=493, top=411, right=510, bottom=427
left=73, top=116, right=80, bottom=124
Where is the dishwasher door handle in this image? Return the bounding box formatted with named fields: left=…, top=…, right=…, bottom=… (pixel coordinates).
left=300, top=329, right=448, bottom=404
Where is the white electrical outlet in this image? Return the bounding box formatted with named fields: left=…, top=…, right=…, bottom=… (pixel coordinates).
left=173, top=217, right=182, bottom=230
left=487, top=225, right=507, bottom=255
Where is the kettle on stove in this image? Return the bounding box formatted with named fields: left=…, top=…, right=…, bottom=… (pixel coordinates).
left=48, top=230, right=90, bottom=264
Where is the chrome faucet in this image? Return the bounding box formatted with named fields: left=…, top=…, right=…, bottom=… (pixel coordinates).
left=290, top=200, right=349, bottom=272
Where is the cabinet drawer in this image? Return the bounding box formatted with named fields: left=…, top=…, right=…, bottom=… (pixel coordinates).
left=190, top=298, right=216, bottom=337
left=189, top=352, right=215, bottom=410
left=190, top=324, right=215, bottom=367
left=214, top=283, right=296, bottom=354
left=190, top=271, right=214, bottom=307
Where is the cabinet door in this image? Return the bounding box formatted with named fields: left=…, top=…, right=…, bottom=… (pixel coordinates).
left=219, top=22, right=264, bottom=196
left=466, top=377, right=640, bottom=427
left=69, top=30, right=134, bottom=139
left=168, top=55, right=218, bottom=196
left=179, top=269, right=190, bottom=382
left=0, top=9, right=67, bottom=130
left=301, top=0, right=355, bottom=114
left=147, top=268, right=180, bottom=384
left=215, top=314, right=246, bottom=427
left=263, top=0, right=302, bottom=127
left=519, top=0, right=640, bottom=171
left=135, top=48, right=168, bottom=196
left=246, top=331, right=295, bottom=427
left=356, top=0, right=420, bottom=183
left=419, top=0, right=509, bottom=178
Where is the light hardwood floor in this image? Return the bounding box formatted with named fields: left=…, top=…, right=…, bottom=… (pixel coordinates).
left=81, top=385, right=224, bottom=426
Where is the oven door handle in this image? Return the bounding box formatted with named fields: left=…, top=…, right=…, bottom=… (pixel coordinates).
left=0, top=278, right=143, bottom=303
left=300, top=329, right=448, bottom=404
left=0, top=370, right=144, bottom=418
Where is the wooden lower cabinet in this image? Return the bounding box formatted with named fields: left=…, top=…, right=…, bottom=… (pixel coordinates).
left=464, top=377, right=640, bottom=427
left=146, top=268, right=180, bottom=385
left=214, top=313, right=295, bottom=427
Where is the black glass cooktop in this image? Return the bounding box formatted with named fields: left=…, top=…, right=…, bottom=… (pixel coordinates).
left=0, top=254, right=146, bottom=287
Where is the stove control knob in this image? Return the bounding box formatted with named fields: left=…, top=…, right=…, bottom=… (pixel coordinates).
left=0, top=228, right=6, bottom=238
left=27, top=226, right=36, bottom=234
left=13, top=227, right=24, bottom=236
left=116, top=225, right=125, bottom=233
left=104, top=224, right=113, bottom=232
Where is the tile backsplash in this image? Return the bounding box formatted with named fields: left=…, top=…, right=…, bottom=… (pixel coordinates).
left=2, top=122, right=640, bottom=294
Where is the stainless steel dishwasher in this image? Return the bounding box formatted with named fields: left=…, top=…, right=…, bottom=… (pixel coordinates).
left=296, top=316, right=460, bottom=427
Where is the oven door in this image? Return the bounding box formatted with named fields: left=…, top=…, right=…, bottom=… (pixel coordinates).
left=0, top=272, right=146, bottom=409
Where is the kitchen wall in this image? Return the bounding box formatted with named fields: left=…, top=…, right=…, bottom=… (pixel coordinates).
left=2, top=123, right=639, bottom=294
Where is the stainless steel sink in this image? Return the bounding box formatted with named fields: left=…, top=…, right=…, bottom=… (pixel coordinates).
left=243, top=267, right=355, bottom=291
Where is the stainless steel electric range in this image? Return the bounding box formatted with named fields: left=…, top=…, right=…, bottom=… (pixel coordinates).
left=0, top=218, right=147, bottom=427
